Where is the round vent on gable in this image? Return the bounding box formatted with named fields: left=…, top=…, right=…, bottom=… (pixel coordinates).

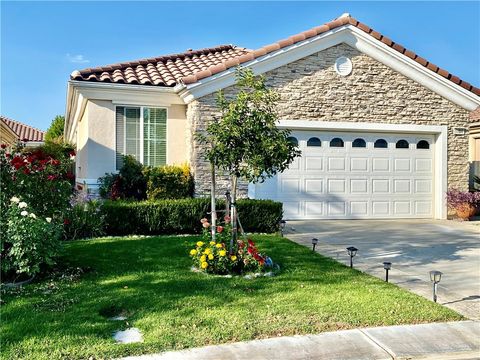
left=334, top=56, right=353, bottom=76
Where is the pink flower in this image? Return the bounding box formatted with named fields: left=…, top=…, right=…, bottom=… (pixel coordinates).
left=200, top=218, right=208, bottom=223
left=224, top=215, right=231, bottom=223
left=47, top=175, right=57, bottom=181
left=202, top=222, right=210, bottom=228
left=217, top=226, right=224, bottom=233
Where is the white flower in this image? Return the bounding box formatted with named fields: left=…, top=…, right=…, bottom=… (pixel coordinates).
left=20, top=211, right=28, bottom=216
left=29, top=213, right=37, bottom=219
left=18, top=202, right=27, bottom=209
left=10, top=196, right=20, bottom=203
left=46, top=217, right=52, bottom=223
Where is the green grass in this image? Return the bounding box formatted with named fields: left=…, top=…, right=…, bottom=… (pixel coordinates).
left=1, top=235, right=462, bottom=359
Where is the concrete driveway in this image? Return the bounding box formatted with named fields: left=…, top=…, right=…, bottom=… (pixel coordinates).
left=285, top=219, right=480, bottom=319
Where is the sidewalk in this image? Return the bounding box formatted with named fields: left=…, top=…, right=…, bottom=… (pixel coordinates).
left=120, top=321, right=480, bottom=360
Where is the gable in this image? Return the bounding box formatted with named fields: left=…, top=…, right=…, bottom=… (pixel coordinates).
left=178, top=20, right=480, bottom=111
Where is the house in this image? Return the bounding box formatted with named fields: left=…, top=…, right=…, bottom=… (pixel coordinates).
left=0, top=115, right=45, bottom=148
left=64, top=14, right=480, bottom=220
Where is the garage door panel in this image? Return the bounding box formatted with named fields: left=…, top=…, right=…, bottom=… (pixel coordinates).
left=328, top=157, right=346, bottom=171
left=254, top=130, right=435, bottom=220
left=327, top=179, right=346, bottom=193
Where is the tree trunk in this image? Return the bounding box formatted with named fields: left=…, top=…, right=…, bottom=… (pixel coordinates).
left=229, top=174, right=238, bottom=254
left=210, top=162, right=217, bottom=241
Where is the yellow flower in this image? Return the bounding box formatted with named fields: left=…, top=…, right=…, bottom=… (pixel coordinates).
left=196, top=241, right=204, bottom=247
left=190, top=249, right=198, bottom=256
left=208, top=254, right=214, bottom=260
left=204, top=248, right=212, bottom=255
left=210, top=241, right=216, bottom=246
left=230, top=255, right=237, bottom=261
left=201, top=261, right=208, bottom=269
left=219, top=250, right=227, bottom=257
left=216, top=243, right=223, bottom=248
left=200, top=255, right=206, bottom=262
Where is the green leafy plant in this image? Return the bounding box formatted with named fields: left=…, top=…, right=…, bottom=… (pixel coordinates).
left=63, top=192, right=105, bottom=240
left=143, top=163, right=194, bottom=200
left=101, top=198, right=282, bottom=236
left=45, top=115, right=65, bottom=143
left=2, top=197, right=62, bottom=278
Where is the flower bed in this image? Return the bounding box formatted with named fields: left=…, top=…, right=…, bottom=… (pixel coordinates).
left=189, top=217, right=277, bottom=276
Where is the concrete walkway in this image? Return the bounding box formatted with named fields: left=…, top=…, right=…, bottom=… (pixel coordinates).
left=285, top=219, right=480, bottom=319
left=120, top=321, right=480, bottom=360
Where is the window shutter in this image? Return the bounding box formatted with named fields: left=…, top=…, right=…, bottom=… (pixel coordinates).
left=143, top=108, right=167, bottom=166
left=115, top=107, right=125, bottom=170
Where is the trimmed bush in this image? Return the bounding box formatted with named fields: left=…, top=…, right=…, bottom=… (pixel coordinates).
left=102, top=198, right=282, bottom=235
left=143, top=164, right=194, bottom=200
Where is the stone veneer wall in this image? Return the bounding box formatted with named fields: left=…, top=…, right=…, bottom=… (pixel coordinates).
left=187, top=43, right=471, bottom=197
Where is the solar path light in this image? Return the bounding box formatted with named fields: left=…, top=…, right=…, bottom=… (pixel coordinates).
left=311, top=238, right=318, bottom=252
left=279, top=220, right=286, bottom=237
left=429, top=270, right=443, bottom=303
left=383, top=262, right=392, bottom=282
left=346, top=246, right=358, bottom=268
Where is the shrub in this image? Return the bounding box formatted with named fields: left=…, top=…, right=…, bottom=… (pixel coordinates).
left=0, top=143, right=74, bottom=236
left=143, top=164, right=194, bottom=200
left=63, top=192, right=105, bottom=240
left=102, top=198, right=282, bottom=236
left=446, top=189, right=480, bottom=208
left=2, top=197, right=62, bottom=278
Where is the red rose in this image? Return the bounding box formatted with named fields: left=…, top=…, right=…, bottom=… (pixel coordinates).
left=217, top=226, right=224, bottom=233
left=64, top=219, right=70, bottom=225
left=237, top=240, right=245, bottom=249
left=66, top=172, right=75, bottom=180
left=51, top=159, right=60, bottom=166
left=1, top=144, right=6, bottom=149
left=23, top=168, right=31, bottom=175
left=5, top=153, right=10, bottom=158
left=247, top=247, right=254, bottom=255
left=69, top=150, right=76, bottom=157
left=247, top=239, right=255, bottom=247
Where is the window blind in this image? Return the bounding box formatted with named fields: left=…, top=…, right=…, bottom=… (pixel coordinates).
left=143, top=107, right=167, bottom=166
left=115, top=106, right=141, bottom=170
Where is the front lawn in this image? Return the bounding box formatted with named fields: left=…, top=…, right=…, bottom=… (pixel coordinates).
left=1, top=235, right=462, bottom=359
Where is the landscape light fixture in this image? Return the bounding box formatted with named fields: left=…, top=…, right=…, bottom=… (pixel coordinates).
left=346, top=246, right=358, bottom=268
left=383, top=262, right=392, bottom=282
left=279, top=220, right=286, bottom=237
left=311, top=238, right=319, bottom=252
left=429, top=270, right=443, bottom=303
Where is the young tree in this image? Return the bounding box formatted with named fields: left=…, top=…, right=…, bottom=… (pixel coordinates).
left=45, top=115, right=65, bottom=143
left=197, top=68, right=300, bottom=251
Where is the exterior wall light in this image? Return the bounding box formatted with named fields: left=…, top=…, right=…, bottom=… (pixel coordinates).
left=383, top=262, right=392, bottom=282
left=311, top=238, right=318, bottom=252
left=346, top=246, right=358, bottom=268
left=279, top=220, right=286, bottom=237
left=429, top=270, right=443, bottom=303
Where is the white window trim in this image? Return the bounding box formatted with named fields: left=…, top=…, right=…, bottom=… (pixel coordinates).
left=114, top=105, right=169, bottom=170
left=248, top=120, right=448, bottom=219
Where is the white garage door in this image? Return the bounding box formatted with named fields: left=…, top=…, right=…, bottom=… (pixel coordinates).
left=254, top=130, right=435, bottom=219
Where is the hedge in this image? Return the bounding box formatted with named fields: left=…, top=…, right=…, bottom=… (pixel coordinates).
left=102, top=198, right=283, bottom=236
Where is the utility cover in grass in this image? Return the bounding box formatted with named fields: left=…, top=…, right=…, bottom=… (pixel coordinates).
left=113, top=328, right=143, bottom=344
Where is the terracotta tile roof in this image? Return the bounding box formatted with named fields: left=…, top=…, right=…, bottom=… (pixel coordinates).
left=70, top=45, right=250, bottom=87
left=1, top=116, right=45, bottom=142
left=71, top=15, right=479, bottom=97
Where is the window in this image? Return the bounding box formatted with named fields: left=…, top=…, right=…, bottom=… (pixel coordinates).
left=287, top=137, right=298, bottom=146
left=417, top=140, right=430, bottom=149
left=307, top=137, right=321, bottom=147
left=330, top=137, right=344, bottom=147
left=116, top=106, right=167, bottom=170
left=396, top=139, right=409, bottom=149
left=352, top=138, right=366, bottom=148
left=374, top=139, right=388, bottom=148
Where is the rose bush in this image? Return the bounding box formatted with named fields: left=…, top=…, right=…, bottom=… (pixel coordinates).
left=2, top=197, right=62, bottom=279
left=189, top=216, right=275, bottom=275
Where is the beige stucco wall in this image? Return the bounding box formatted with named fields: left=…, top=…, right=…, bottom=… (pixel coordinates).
left=167, top=104, right=188, bottom=165
left=187, top=43, right=471, bottom=196
left=76, top=99, right=188, bottom=185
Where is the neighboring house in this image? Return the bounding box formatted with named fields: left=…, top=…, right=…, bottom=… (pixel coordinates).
left=0, top=115, right=45, bottom=148
left=65, top=14, right=480, bottom=220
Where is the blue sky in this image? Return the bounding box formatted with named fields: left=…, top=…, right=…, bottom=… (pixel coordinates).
left=1, top=1, right=479, bottom=131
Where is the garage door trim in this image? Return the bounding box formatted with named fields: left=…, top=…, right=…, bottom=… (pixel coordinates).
left=248, top=121, right=447, bottom=219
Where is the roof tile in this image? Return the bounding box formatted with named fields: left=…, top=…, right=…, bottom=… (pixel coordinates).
left=1, top=116, right=45, bottom=142
left=71, top=14, right=479, bottom=97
